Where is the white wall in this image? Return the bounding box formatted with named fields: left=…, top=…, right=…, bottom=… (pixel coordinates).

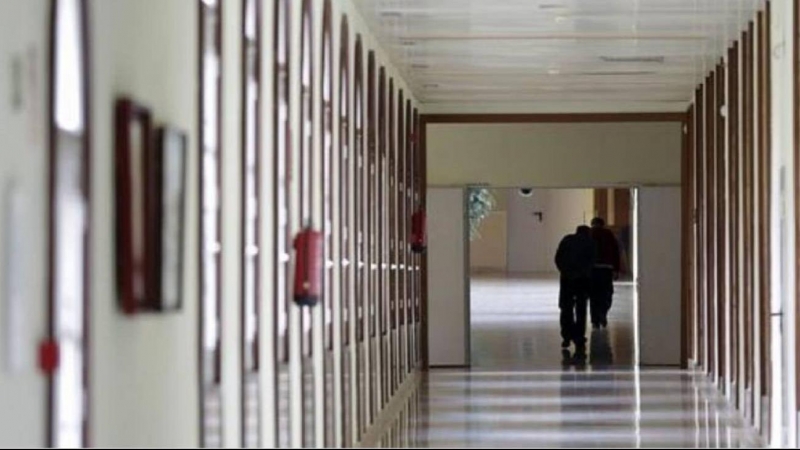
left=469, top=212, right=508, bottom=272
left=769, top=0, right=797, bottom=444
left=0, top=0, right=49, bottom=446
left=427, top=122, right=683, bottom=187
left=507, top=190, right=545, bottom=273
left=506, top=189, right=594, bottom=274
left=638, top=187, right=682, bottom=366
left=427, top=188, right=469, bottom=366
left=88, top=0, right=201, bottom=446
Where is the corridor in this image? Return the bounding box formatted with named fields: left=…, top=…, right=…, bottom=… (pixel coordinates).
left=377, top=276, right=764, bottom=448
left=3, top=0, right=800, bottom=447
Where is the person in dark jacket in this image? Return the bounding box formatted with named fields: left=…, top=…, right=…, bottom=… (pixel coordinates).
left=590, top=217, right=621, bottom=329
left=555, top=225, right=596, bottom=353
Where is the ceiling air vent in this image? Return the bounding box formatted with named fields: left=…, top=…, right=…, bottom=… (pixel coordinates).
left=600, top=56, right=665, bottom=64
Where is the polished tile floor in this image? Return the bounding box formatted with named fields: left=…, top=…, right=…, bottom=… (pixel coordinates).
left=378, top=274, right=763, bottom=448
left=470, top=273, right=635, bottom=370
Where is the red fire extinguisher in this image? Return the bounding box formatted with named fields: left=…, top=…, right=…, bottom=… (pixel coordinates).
left=293, top=227, right=323, bottom=307
left=411, top=209, right=427, bottom=254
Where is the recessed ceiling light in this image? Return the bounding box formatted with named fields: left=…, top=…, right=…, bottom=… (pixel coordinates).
left=555, top=16, right=567, bottom=24
left=547, top=68, right=561, bottom=75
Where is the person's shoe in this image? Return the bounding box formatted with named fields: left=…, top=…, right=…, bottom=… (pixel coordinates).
left=592, top=322, right=600, bottom=330
left=561, top=339, right=571, bottom=349
left=574, top=344, right=587, bottom=359
left=601, top=318, right=608, bottom=328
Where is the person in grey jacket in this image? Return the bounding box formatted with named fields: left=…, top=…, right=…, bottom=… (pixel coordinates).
left=555, top=225, right=596, bottom=353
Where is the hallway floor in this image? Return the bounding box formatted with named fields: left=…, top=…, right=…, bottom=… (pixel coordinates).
left=377, top=274, right=764, bottom=448
left=470, top=273, right=635, bottom=370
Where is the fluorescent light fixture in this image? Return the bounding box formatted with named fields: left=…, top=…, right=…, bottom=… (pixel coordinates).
left=539, top=3, right=568, bottom=10
left=600, top=56, right=666, bottom=64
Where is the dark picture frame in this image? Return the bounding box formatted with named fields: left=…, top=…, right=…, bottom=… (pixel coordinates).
left=115, top=97, right=186, bottom=314
left=114, top=97, right=155, bottom=314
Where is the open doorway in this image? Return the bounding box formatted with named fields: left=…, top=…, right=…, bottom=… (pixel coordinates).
left=467, top=187, right=636, bottom=371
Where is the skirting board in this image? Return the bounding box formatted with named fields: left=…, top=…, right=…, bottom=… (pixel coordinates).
left=357, top=370, right=423, bottom=448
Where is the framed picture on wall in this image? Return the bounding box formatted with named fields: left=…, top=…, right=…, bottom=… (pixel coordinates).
left=114, top=97, right=154, bottom=314
left=154, top=127, right=187, bottom=312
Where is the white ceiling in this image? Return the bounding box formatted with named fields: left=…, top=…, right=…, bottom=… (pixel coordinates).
left=353, top=0, right=764, bottom=112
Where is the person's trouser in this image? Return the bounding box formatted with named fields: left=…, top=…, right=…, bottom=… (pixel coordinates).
left=559, top=276, right=589, bottom=346
left=590, top=267, right=614, bottom=324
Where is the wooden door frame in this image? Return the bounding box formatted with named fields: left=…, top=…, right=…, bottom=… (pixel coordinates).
left=46, top=0, right=92, bottom=445
left=197, top=0, right=224, bottom=445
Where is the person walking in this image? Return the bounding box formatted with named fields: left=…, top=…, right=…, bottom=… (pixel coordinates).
left=589, top=217, right=621, bottom=329
left=555, top=225, right=596, bottom=354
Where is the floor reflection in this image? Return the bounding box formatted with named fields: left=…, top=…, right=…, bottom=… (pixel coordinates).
left=589, top=329, right=614, bottom=369
left=378, top=371, right=763, bottom=448
left=373, top=275, right=763, bottom=448
left=469, top=273, right=634, bottom=371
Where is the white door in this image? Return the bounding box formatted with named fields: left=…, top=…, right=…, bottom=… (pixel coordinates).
left=427, top=188, right=469, bottom=366
left=637, top=187, right=682, bottom=366
left=507, top=189, right=546, bottom=273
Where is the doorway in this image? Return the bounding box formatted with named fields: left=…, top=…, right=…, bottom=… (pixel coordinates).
left=467, top=187, right=637, bottom=371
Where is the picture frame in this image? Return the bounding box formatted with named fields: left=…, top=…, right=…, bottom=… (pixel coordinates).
left=114, top=97, right=155, bottom=314
left=154, top=126, right=187, bottom=312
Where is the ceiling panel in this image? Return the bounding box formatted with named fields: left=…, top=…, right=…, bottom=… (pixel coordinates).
left=354, top=0, right=763, bottom=109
